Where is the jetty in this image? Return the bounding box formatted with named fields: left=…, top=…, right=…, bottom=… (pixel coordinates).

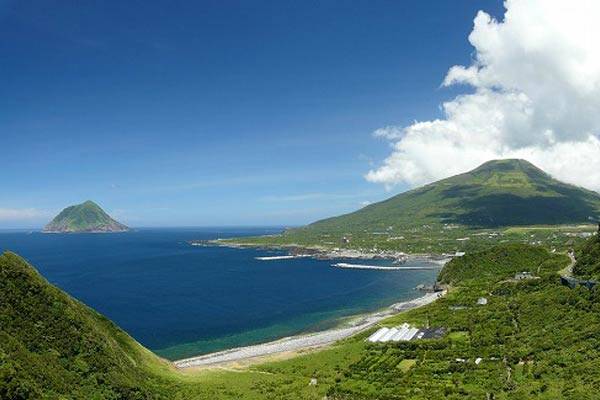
left=255, top=255, right=311, bottom=261
left=332, top=262, right=441, bottom=271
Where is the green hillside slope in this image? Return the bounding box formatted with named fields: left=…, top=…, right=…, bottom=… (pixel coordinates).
left=572, top=233, right=600, bottom=280
left=302, top=159, right=600, bottom=233
left=325, top=245, right=600, bottom=399
left=437, top=243, right=562, bottom=284
left=43, top=200, right=129, bottom=233
left=0, top=252, right=169, bottom=399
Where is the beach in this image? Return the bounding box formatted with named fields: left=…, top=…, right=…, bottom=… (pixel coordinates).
left=174, top=290, right=445, bottom=369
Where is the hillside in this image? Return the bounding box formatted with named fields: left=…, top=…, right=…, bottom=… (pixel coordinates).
left=572, top=232, right=600, bottom=280
left=43, top=200, right=129, bottom=233
left=0, top=252, right=172, bottom=399
left=437, top=243, right=564, bottom=284
left=301, top=159, right=600, bottom=233
left=325, top=245, right=600, bottom=399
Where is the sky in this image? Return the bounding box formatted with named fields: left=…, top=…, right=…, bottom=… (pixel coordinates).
left=5, top=0, right=597, bottom=228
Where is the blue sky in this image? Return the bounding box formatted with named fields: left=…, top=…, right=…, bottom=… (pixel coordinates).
left=0, top=0, right=503, bottom=228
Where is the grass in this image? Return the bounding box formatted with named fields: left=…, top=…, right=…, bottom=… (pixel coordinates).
left=397, top=359, right=417, bottom=372
left=572, top=234, right=600, bottom=279
left=224, top=223, right=597, bottom=256
left=448, top=331, right=469, bottom=342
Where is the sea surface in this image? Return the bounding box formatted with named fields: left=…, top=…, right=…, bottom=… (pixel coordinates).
left=0, top=227, right=439, bottom=360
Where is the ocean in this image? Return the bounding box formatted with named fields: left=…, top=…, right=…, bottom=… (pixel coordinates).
left=0, top=227, right=439, bottom=360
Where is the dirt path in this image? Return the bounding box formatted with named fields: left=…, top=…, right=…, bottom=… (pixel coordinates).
left=559, top=252, right=576, bottom=277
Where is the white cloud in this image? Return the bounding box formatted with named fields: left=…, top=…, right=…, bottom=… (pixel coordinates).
left=0, top=208, right=48, bottom=222
left=367, top=0, right=600, bottom=192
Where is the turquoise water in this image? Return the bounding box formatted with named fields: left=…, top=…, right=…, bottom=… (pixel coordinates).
left=0, top=227, right=439, bottom=360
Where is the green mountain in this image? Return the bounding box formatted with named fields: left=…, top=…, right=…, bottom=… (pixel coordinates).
left=297, top=159, right=600, bottom=234
left=43, top=200, right=129, bottom=233
left=0, top=252, right=172, bottom=399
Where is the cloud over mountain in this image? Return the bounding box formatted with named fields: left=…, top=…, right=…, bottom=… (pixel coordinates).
left=367, top=0, right=600, bottom=191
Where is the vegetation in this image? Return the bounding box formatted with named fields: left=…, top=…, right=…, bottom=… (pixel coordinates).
left=0, top=252, right=176, bottom=398
left=326, top=255, right=600, bottom=399
left=437, top=243, right=563, bottom=284
left=43, top=200, right=129, bottom=233
left=573, top=233, right=600, bottom=280
left=3, top=237, right=600, bottom=399
left=226, top=221, right=596, bottom=255
left=223, top=160, right=600, bottom=254
left=302, top=159, right=600, bottom=230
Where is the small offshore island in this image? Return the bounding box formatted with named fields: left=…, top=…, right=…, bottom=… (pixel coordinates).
left=43, top=200, right=129, bottom=233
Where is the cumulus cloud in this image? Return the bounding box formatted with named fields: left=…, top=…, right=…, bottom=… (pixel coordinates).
left=367, top=0, right=600, bottom=191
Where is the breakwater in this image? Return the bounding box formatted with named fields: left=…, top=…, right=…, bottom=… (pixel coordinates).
left=332, top=262, right=443, bottom=271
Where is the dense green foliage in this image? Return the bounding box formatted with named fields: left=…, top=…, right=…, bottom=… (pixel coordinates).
left=0, top=252, right=170, bottom=399
left=314, top=245, right=600, bottom=399
left=438, top=243, right=564, bottom=284
left=43, top=200, right=129, bottom=233
left=573, top=233, right=600, bottom=279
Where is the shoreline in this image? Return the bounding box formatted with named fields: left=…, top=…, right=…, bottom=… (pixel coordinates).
left=190, top=239, right=450, bottom=264
left=332, top=262, right=443, bottom=271
left=173, top=290, right=445, bottom=369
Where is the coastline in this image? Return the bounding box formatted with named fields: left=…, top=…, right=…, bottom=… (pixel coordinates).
left=41, top=228, right=130, bottom=234
left=331, top=262, right=442, bottom=271
left=173, top=290, right=446, bottom=369
left=190, top=239, right=449, bottom=264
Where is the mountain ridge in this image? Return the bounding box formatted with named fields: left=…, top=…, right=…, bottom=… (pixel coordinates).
left=294, top=159, right=600, bottom=234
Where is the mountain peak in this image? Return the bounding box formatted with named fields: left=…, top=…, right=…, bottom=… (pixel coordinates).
left=43, top=201, right=128, bottom=233
left=472, top=158, right=545, bottom=174
left=463, top=158, right=552, bottom=188
left=82, top=199, right=99, bottom=206
left=477, top=158, right=530, bottom=166
left=302, top=159, right=600, bottom=231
